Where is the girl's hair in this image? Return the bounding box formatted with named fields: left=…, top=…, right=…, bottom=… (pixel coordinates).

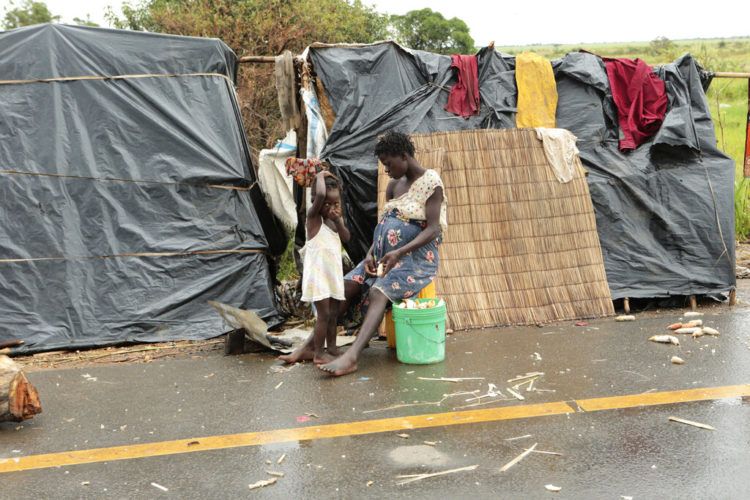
left=311, top=172, right=341, bottom=198
left=374, top=130, right=415, bottom=157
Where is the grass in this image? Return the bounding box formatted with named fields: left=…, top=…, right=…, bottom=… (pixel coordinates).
left=498, top=36, right=750, bottom=241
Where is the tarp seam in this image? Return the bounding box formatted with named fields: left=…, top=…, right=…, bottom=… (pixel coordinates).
left=0, top=170, right=256, bottom=191
left=0, top=249, right=265, bottom=264
left=0, top=72, right=234, bottom=86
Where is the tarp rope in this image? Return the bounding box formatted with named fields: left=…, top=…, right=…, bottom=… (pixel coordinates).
left=0, top=72, right=235, bottom=86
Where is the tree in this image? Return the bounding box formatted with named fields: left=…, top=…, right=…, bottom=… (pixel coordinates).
left=389, top=8, right=474, bottom=55
left=106, top=0, right=389, bottom=151
left=649, top=36, right=674, bottom=56
left=2, top=0, right=60, bottom=29
left=73, top=15, right=100, bottom=27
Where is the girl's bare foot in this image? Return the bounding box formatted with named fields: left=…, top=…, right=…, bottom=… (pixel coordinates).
left=278, top=344, right=314, bottom=364
left=318, top=353, right=358, bottom=376
left=326, top=346, right=342, bottom=357
left=313, top=352, right=337, bottom=365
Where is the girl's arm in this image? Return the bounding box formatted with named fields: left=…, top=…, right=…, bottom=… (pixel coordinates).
left=333, top=215, right=350, bottom=243
left=380, top=187, right=443, bottom=274
left=306, top=171, right=329, bottom=235
left=307, top=171, right=328, bottom=218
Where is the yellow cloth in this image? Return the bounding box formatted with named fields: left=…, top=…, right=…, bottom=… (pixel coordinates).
left=515, top=52, right=558, bottom=128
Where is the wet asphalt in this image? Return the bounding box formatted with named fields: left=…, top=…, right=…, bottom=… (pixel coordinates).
left=1, top=296, right=749, bottom=499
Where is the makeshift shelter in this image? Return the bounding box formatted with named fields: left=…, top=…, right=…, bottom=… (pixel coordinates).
left=0, top=25, right=286, bottom=353
left=306, top=42, right=735, bottom=306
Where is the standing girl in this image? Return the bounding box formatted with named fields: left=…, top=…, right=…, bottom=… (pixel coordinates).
left=280, top=170, right=350, bottom=364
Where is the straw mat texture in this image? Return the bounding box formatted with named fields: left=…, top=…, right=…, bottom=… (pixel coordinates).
left=378, top=129, right=613, bottom=329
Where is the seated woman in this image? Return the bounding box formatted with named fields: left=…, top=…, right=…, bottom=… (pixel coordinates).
left=319, top=130, right=447, bottom=376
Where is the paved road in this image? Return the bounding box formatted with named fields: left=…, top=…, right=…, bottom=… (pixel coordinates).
left=2, top=303, right=749, bottom=498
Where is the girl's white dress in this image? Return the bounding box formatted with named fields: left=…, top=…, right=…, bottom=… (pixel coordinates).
left=300, top=224, right=345, bottom=303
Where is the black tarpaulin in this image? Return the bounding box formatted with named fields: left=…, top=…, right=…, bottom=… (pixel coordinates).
left=0, top=24, right=286, bottom=352
left=309, top=42, right=735, bottom=300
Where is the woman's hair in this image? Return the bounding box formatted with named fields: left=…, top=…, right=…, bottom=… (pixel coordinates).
left=374, top=130, right=415, bottom=157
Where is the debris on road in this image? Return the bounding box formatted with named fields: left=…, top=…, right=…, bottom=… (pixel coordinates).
left=0, top=355, right=42, bottom=422
left=248, top=478, right=278, bottom=490
left=150, top=482, right=169, bottom=492
left=574, top=321, right=589, bottom=327
left=277, top=453, right=286, bottom=464
left=269, top=363, right=300, bottom=374
left=397, top=433, right=410, bottom=439
left=417, top=377, right=485, bottom=383
left=508, top=372, right=544, bottom=383
left=615, top=315, right=635, bottom=322
left=500, top=443, right=538, bottom=472
left=668, top=416, right=715, bottom=430
left=424, top=441, right=438, bottom=446
left=545, top=484, right=562, bottom=492
left=649, top=335, right=680, bottom=345
left=396, top=464, right=478, bottom=485
left=274, top=381, right=284, bottom=390
left=683, top=311, right=704, bottom=318
left=702, top=327, right=720, bottom=336
left=531, top=449, right=564, bottom=456
left=266, top=470, right=285, bottom=477
left=507, top=387, right=526, bottom=401
left=296, top=415, right=311, bottom=423
left=366, top=480, right=374, bottom=487
left=667, top=322, right=682, bottom=330
left=675, top=327, right=700, bottom=335
left=671, top=356, right=685, bottom=365
left=504, top=434, right=533, bottom=441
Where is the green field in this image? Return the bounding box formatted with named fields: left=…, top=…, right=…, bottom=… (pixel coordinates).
left=498, top=37, right=750, bottom=240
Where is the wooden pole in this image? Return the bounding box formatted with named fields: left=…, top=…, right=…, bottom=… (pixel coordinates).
left=237, top=55, right=276, bottom=64
left=713, top=72, right=750, bottom=79
left=729, top=288, right=737, bottom=306
left=689, top=295, right=698, bottom=311
left=623, top=297, right=630, bottom=314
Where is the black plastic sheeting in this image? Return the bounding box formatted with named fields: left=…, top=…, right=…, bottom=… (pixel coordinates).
left=0, top=25, right=286, bottom=353
left=310, top=42, right=735, bottom=300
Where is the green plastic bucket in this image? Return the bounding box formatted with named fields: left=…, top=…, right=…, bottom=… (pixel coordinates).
left=392, top=298, right=446, bottom=364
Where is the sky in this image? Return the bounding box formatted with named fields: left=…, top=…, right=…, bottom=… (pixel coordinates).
left=13, top=0, right=750, bottom=46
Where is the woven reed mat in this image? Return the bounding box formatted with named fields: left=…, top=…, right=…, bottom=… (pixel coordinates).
left=378, top=129, right=613, bottom=330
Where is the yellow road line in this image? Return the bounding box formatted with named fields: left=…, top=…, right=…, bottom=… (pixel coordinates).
left=0, top=402, right=573, bottom=473
left=576, top=384, right=750, bottom=412
left=2, top=384, right=748, bottom=474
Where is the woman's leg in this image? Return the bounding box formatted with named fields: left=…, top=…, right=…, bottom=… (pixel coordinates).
left=279, top=281, right=362, bottom=364
left=319, top=287, right=389, bottom=376
left=326, top=299, right=342, bottom=358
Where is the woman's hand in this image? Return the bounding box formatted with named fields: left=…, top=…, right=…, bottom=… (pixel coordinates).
left=364, top=252, right=378, bottom=276
left=379, top=249, right=403, bottom=275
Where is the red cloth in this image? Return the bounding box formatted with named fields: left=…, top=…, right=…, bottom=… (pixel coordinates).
left=604, top=58, right=667, bottom=151
left=445, top=55, right=480, bottom=118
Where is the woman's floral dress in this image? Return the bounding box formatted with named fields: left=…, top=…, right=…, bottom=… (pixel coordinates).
left=345, top=169, right=447, bottom=304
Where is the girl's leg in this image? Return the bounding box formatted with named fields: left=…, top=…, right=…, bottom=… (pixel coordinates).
left=326, top=299, right=342, bottom=357
left=319, top=287, right=389, bottom=376
left=279, top=281, right=361, bottom=364
left=311, top=299, right=332, bottom=364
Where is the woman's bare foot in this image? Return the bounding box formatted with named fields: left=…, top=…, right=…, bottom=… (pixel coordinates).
left=318, top=353, right=358, bottom=376
left=313, top=352, right=337, bottom=365
left=278, top=344, right=314, bottom=364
